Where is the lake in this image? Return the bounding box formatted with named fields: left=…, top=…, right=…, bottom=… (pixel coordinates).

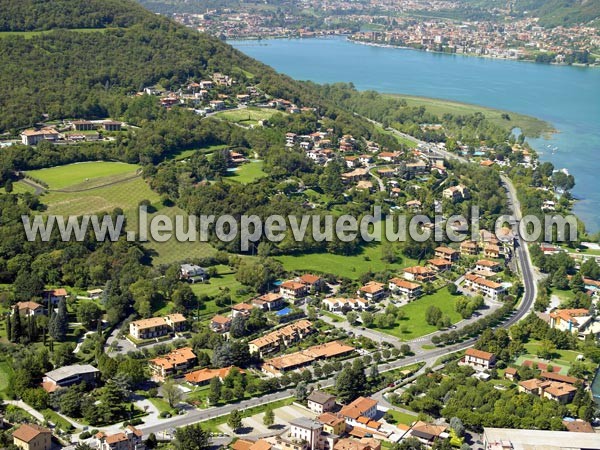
left=230, top=37, right=600, bottom=232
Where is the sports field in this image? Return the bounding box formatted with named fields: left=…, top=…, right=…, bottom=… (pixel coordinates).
left=27, top=161, right=139, bottom=190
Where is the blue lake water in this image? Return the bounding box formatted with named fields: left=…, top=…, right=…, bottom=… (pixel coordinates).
left=230, top=37, right=600, bottom=232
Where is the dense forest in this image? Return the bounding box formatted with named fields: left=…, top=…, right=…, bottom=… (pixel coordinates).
left=0, top=0, right=152, bottom=31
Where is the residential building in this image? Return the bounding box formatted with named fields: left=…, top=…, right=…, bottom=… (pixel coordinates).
left=262, top=341, right=355, bottom=376
left=43, top=288, right=67, bottom=305
left=463, top=274, right=505, bottom=300
left=249, top=320, right=313, bottom=356
left=298, top=274, right=325, bottom=292
left=20, top=128, right=59, bottom=146
left=339, top=397, right=378, bottom=427
left=460, top=348, right=496, bottom=371
left=442, top=184, right=469, bottom=201
left=184, top=366, right=242, bottom=386
left=87, top=288, right=103, bottom=299
left=405, top=199, right=422, bottom=211
left=180, top=264, right=207, bottom=282
left=539, top=371, right=581, bottom=386
left=307, top=391, right=337, bottom=414
left=434, top=246, right=459, bottom=262
left=252, top=293, right=286, bottom=311
left=129, top=313, right=187, bottom=340
left=562, top=419, right=594, bottom=433
left=427, top=258, right=453, bottom=272
left=280, top=281, right=309, bottom=300
left=72, top=120, right=94, bottom=131
left=358, top=282, right=386, bottom=301
left=550, top=309, right=593, bottom=334
left=149, top=347, right=197, bottom=379
left=319, top=413, right=346, bottom=436
left=322, top=297, right=368, bottom=312
left=483, top=427, right=600, bottom=450
left=211, top=315, right=232, bottom=333
left=504, top=367, right=518, bottom=381
left=12, top=424, right=52, bottom=450
left=232, top=439, right=272, bottom=450
left=232, top=302, right=254, bottom=317
left=483, top=243, right=502, bottom=259
left=460, top=240, right=479, bottom=256
left=42, top=364, right=100, bottom=393
left=407, top=421, right=449, bottom=447
left=403, top=266, right=436, bottom=283
left=475, top=259, right=502, bottom=272
left=333, top=438, right=381, bottom=450
left=388, top=278, right=422, bottom=300
left=13, top=301, right=44, bottom=317
left=288, top=417, right=327, bottom=450
left=97, top=425, right=145, bottom=450
left=102, top=120, right=122, bottom=131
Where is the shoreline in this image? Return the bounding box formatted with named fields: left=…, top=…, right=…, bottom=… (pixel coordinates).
left=228, top=34, right=600, bottom=69
left=348, top=37, right=600, bottom=69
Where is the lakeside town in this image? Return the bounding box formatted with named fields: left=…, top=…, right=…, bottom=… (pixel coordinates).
left=165, top=0, right=600, bottom=65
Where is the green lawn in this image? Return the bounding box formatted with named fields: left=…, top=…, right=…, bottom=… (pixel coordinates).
left=215, top=107, right=281, bottom=125
left=372, top=289, right=462, bottom=341
left=172, top=144, right=229, bottom=161
left=0, top=359, right=14, bottom=398
left=148, top=397, right=178, bottom=415
left=522, top=341, right=590, bottom=367
left=276, top=244, right=418, bottom=280
left=41, top=176, right=159, bottom=216
left=190, top=265, right=249, bottom=302
left=386, top=94, right=554, bottom=138
left=225, top=161, right=266, bottom=184
left=385, top=409, right=418, bottom=426
left=27, top=161, right=139, bottom=190
left=134, top=206, right=217, bottom=267
left=0, top=181, right=36, bottom=195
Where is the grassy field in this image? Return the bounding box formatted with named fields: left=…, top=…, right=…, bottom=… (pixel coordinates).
left=373, top=122, right=417, bottom=148
left=135, top=206, right=217, bottom=267
left=171, top=144, right=229, bottom=161
left=190, top=265, right=249, bottom=303
left=215, top=107, right=281, bottom=125
left=0, top=28, right=111, bottom=39
left=276, top=244, right=418, bottom=280
left=385, top=409, right=418, bottom=426
left=373, top=289, right=461, bottom=340
left=386, top=94, right=554, bottom=138
left=27, top=161, right=139, bottom=190
left=0, top=359, right=13, bottom=398
left=225, top=161, right=266, bottom=184
left=41, top=176, right=159, bottom=216
left=0, top=181, right=36, bottom=195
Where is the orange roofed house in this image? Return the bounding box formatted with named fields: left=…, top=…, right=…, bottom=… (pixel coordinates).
left=262, top=341, right=355, bottom=376
left=280, top=281, right=309, bottom=300
left=12, top=424, right=52, bottom=450
left=231, top=439, right=272, bottom=450
left=434, top=246, right=459, bottom=262
left=129, top=313, right=187, bottom=340
left=403, top=266, right=436, bottom=283
left=358, top=281, right=386, bottom=301
left=463, top=273, right=505, bottom=301
left=252, top=292, right=286, bottom=311
left=185, top=366, right=243, bottom=386
left=211, top=315, right=232, bottom=333
left=460, top=348, right=496, bottom=371
left=339, top=397, right=378, bottom=427
left=388, top=278, right=422, bottom=301
left=149, top=347, right=196, bottom=380
left=297, top=274, right=325, bottom=292
left=96, top=425, right=144, bottom=450
left=427, top=258, right=453, bottom=272
left=43, top=288, right=68, bottom=305
left=550, top=309, right=593, bottom=334
left=249, top=319, right=313, bottom=356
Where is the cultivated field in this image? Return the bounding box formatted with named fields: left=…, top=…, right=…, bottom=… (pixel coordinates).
left=216, top=107, right=282, bottom=125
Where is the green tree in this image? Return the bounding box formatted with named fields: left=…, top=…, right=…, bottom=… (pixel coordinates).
left=209, top=377, right=221, bottom=405
left=335, top=365, right=367, bottom=403
left=425, top=305, right=442, bottom=326
left=263, top=407, right=275, bottom=427
left=174, top=424, right=211, bottom=450
left=76, top=301, right=102, bottom=329
left=227, top=409, right=243, bottom=431
left=162, top=380, right=183, bottom=408
left=49, top=298, right=68, bottom=342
